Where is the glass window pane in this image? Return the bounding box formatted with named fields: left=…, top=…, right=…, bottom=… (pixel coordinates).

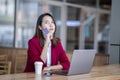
left=84, top=10, right=95, bottom=49
left=67, top=6, right=81, bottom=51
left=50, top=0, right=63, bottom=1
left=98, top=13, right=110, bottom=53
left=99, top=0, right=111, bottom=10
left=67, top=0, right=96, bottom=8
left=0, top=0, right=14, bottom=47
left=16, top=0, right=39, bottom=48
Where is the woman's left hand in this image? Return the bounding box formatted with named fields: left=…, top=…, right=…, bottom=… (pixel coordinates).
left=43, top=66, right=52, bottom=74
left=44, top=66, right=51, bottom=71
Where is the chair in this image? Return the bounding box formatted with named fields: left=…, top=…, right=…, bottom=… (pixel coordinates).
left=0, top=54, right=11, bottom=74
left=0, top=54, right=8, bottom=62
left=93, top=53, right=109, bottom=66
left=14, top=53, right=27, bottom=73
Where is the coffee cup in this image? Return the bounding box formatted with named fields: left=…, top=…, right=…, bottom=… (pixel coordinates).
left=34, top=61, right=43, bottom=74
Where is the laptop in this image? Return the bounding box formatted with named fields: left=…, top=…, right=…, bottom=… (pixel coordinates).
left=52, top=49, right=96, bottom=76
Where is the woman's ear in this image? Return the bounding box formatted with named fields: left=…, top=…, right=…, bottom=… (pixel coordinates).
left=38, top=26, right=42, bottom=30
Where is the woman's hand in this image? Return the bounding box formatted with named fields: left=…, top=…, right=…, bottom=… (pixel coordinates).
left=43, top=66, right=52, bottom=74
left=43, top=67, right=51, bottom=71
left=45, top=33, right=52, bottom=43
left=43, top=65, right=63, bottom=72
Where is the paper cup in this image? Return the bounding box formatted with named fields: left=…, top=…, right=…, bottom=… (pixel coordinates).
left=34, top=61, right=43, bottom=74
left=35, top=74, right=42, bottom=80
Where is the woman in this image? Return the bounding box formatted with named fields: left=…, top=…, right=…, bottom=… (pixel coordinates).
left=24, top=13, right=70, bottom=72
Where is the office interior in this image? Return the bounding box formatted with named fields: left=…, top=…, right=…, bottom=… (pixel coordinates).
left=0, top=0, right=120, bottom=74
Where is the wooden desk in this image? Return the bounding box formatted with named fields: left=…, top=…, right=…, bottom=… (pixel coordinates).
left=0, top=64, right=120, bottom=80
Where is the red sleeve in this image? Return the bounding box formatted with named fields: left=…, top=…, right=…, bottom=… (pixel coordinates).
left=58, top=42, right=70, bottom=70
left=28, top=40, right=45, bottom=67
left=24, top=37, right=46, bottom=72
left=27, top=39, right=45, bottom=67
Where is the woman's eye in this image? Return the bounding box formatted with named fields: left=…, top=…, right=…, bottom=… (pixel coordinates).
left=44, top=20, right=54, bottom=25
left=45, top=21, right=49, bottom=24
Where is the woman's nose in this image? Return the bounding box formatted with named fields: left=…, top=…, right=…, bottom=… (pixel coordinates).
left=49, top=23, right=53, bottom=27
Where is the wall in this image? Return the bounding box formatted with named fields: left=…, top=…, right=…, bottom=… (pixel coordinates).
left=109, top=0, right=120, bottom=64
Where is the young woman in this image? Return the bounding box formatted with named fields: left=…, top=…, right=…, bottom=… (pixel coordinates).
left=24, top=13, right=70, bottom=72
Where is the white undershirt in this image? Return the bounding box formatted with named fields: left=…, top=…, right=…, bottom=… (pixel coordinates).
left=46, top=41, right=51, bottom=67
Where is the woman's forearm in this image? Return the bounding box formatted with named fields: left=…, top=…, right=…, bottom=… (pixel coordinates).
left=44, top=64, right=63, bottom=71
left=40, top=42, right=49, bottom=62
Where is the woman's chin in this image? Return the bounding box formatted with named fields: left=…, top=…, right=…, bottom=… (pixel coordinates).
left=50, top=36, right=53, bottom=40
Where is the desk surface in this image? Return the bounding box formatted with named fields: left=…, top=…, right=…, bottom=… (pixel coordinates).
left=0, top=64, right=120, bottom=80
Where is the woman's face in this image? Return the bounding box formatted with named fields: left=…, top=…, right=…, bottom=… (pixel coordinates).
left=40, top=15, right=55, bottom=35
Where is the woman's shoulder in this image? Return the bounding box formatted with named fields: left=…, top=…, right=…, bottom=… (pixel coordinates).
left=28, top=36, right=39, bottom=43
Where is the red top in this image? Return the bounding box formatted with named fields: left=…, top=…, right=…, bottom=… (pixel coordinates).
left=24, top=36, right=70, bottom=72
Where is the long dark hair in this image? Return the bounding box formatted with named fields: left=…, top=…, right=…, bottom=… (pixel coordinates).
left=34, top=13, right=60, bottom=47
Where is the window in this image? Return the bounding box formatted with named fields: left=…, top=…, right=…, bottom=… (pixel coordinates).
left=15, top=0, right=61, bottom=48
left=0, top=0, right=14, bottom=47
left=67, top=0, right=96, bottom=8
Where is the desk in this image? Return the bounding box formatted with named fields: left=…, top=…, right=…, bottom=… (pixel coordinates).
left=0, top=64, right=120, bottom=80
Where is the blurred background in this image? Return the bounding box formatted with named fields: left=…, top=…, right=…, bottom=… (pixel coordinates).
left=0, top=0, right=111, bottom=51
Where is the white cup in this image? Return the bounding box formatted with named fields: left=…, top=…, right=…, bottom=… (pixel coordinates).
left=35, top=74, right=42, bottom=80
left=34, top=61, right=43, bottom=74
